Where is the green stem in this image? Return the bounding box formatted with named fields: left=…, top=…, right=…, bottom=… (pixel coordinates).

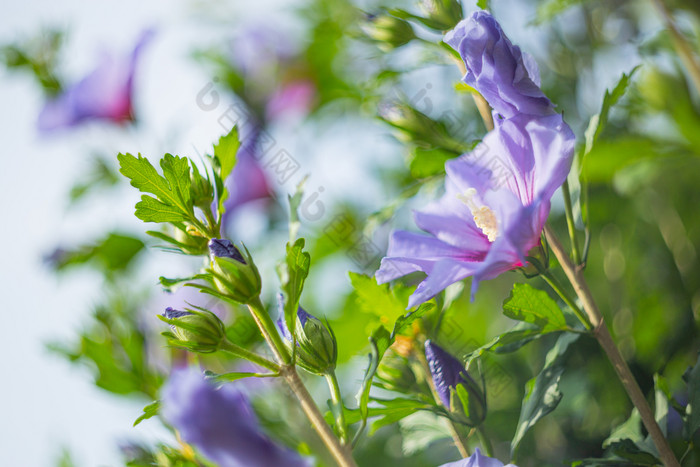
left=562, top=180, right=582, bottom=265
left=544, top=226, right=680, bottom=467
left=540, top=270, right=592, bottom=330
left=219, top=339, right=280, bottom=372
left=246, top=296, right=291, bottom=365
left=476, top=426, right=494, bottom=458
left=325, top=371, right=349, bottom=444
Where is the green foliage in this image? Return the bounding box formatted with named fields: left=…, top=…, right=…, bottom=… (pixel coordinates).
left=533, top=0, right=587, bottom=25
left=684, top=352, right=700, bottom=439
left=47, top=232, right=145, bottom=276
left=277, top=238, right=311, bottom=340
left=118, top=153, right=195, bottom=224
left=133, top=400, right=160, bottom=426
left=211, top=126, right=240, bottom=218
left=511, top=332, right=579, bottom=457
left=502, top=283, right=568, bottom=332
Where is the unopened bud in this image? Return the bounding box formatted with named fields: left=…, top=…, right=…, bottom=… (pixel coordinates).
left=159, top=307, right=226, bottom=353
left=363, top=13, right=416, bottom=51
left=208, top=238, right=261, bottom=304
left=276, top=295, right=337, bottom=375
left=425, top=340, right=486, bottom=426
left=418, top=0, right=463, bottom=31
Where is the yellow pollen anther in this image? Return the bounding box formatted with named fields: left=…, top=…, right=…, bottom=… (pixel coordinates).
left=456, top=188, right=499, bottom=242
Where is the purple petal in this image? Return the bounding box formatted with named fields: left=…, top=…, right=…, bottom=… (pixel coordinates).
left=440, top=448, right=515, bottom=467
left=161, top=368, right=307, bottom=467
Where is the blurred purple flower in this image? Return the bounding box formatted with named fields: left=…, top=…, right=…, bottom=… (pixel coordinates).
left=440, top=448, right=517, bottom=467
left=266, top=79, right=316, bottom=120
left=376, top=13, right=574, bottom=307
left=38, top=29, right=154, bottom=131
left=445, top=11, right=553, bottom=120
left=161, top=367, right=306, bottom=467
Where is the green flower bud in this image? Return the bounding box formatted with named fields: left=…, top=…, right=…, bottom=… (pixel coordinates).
left=376, top=349, right=427, bottom=395
left=418, top=0, right=463, bottom=31
left=277, top=296, right=337, bottom=375
left=208, top=238, right=261, bottom=304
left=159, top=307, right=226, bottom=353
left=364, top=13, right=416, bottom=51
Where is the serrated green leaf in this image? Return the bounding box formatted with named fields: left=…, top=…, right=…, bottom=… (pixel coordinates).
left=118, top=153, right=194, bottom=224
left=134, top=400, right=160, bottom=426
left=583, top=66, right=640, bottom=157
left=511, top=332, right=579, bottom=456
left=503, top=283, right=568, bottom=332
left=278, top=238, right=311, bottom=340
left=392, top=303, right=434, bottom=337
left=213, top=126, right=240, bottom=216
left=349, top=272, right=406, bottom=324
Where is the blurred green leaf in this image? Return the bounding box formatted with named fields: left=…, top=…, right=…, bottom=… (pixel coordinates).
left=511, top=332, right=579, bottom=456
left=278, top=238, right=311, bottom=339
left=47, top=232, right=145, bottom=275
left=134, top=400, right=160, bottom=426
left=684, top=352, right=700, bottom=439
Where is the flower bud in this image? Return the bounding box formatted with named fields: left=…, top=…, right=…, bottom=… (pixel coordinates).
left=418, top=0, right=463, bottom=31
left=276, top=295, right=337, bottom=375
left=208, top=238, right=261, bottom=304
left=363, top=13, right=416, bottom=51
left=425, top=340, right=486, bottom=426
left=376, top=349, right=428, bottom=395
left=159, top=307, right=226, bottom=353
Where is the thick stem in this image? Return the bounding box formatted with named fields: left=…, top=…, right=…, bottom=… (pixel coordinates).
left=247, top=298, right=356, bottom=467
left=246, top=296, right=291, bottom=365
left=544, top=226, right=679, bottom=467
left=325, top=371, right=349, bottom=444
left=284, top=367, right=358, bottom=467
left=219, top=339, right=280, bottom=372
left=652, top=0, right=700, bottom=96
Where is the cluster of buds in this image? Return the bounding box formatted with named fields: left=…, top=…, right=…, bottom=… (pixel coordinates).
left=425, top=340, right=487, bottom=426
left=208, top=238, right=261, bottom=304
left=159, top=307, right=226, bottom=353
left=276, top=295, right=338, bottom=375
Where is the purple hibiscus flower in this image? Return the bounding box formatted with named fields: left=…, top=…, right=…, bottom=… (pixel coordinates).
left=161, top=368, right=307, bottom=467
left=440, top=448, right=517, bottom=467
left=376, top=12, right=574, bottom=307
left=38, top=29, right=153, bottom=131
left=444, top=11, right=553, bottom=120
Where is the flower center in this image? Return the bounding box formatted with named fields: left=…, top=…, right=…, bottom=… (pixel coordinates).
left=456, top=188, right=499, bottom=242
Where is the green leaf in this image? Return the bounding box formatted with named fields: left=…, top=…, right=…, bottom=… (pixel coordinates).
left=47, top=232, right=145, bottom=275
left=684, top=351, right=700, bottom=439
left=533, top=0, right=586, bottom=25
left=349, top=272, right=407, bottom=324
left=203, top=370, right=277, bottom=385
left=118, top=153, right=194, bottom=224
left=288, top=176, right=308, bottom=242
left=134, top=400, right=160, bottom=426
left=399, top=411, right=452, bottom=455
left=511, top=332, right=579, bottom=456
left=277, top=238, right=311, bottom=339
left=608, top=439, right=661, bottom=465
left=213, top=126, right=240, bottom=216
left=583, top=66, right=640, bottom=156
left=392, top=303, right=434, bottom=337
left=354, top=325, right=392, bottom=446
left=409, top=147, right=455, bottom=178
left=476, top=0, right=490, bottom=10
left=502, top=283, right=568, bottom=332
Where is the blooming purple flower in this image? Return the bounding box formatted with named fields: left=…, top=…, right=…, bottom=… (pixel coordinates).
left=38, top=29, right=153, bottom=131
left=440, top=448, right=517, bottom=467
left=376, top=12, right=574, bottom=307
left=424, top=340, right=482, bottom=409
left=445, top=11, right=553, bottom=120
left=161, top=368, right=306, bottom=467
